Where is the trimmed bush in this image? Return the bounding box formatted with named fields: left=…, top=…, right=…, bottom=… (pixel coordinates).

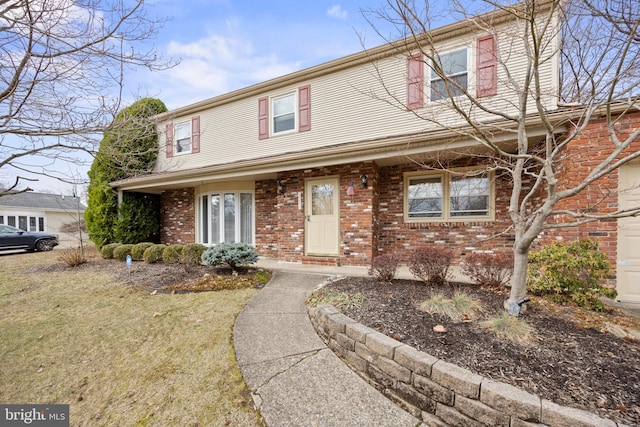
left=112, top=244, right=134, bottom=261
left=182, top=243, right=206, bottom=266
left=408, top=246, right=453, bottom=286
left=368, top=254, right=399, bottom=283
left=100, top=243, right=121, bottom=259
left=462, top=251, right=514, bottom=288
left=201, top=242, right=258, bottom=270
left=527, top=238, right=615, bottom=311
left=143, top=244, right=166, bottom=264
left=131, top=242, right=154, bottom=261
left=162, top=245, right=184, bottom=264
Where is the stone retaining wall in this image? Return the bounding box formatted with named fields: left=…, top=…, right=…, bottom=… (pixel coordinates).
left=308, top=305, right=627, bottom=427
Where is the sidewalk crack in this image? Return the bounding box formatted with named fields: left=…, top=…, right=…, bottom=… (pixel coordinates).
left=254, top=348, right=323, bottom=392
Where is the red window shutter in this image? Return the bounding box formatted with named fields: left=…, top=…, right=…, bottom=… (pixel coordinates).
left=258, top=97, right=269, bottom=140
left=191, top=116, right=200, bottom=153
left=165, top=123, right=173, bottom=158
left=407, top=53, right=424, bottom=109
left=298, top=85, right=311, bottom=132
left=477, top=35, right=497, bottom=98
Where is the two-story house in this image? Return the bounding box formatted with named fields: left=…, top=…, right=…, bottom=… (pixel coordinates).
left=112, top=2, right=640, bottom=303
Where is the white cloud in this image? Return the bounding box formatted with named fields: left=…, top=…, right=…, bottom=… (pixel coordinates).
left=144, top=32, right=303, bottom=109
left=327, top=4, right=348, bottom=20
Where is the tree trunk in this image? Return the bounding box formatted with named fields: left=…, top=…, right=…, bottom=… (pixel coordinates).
left=505, top=244, right=530, bottom=311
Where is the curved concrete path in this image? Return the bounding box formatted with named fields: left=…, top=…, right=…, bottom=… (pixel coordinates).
left=233, top=270, right=421, bottom=426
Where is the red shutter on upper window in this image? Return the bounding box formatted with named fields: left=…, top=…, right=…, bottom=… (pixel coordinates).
left=477, top=35, right=497, bottom=98
left=298, top=85, right=311, bottom=132
left=407, top=53, right=424, bottom=109
left=191, top=116, right=200, bottom=153
left=258, top=97, right=269, bottom=140
left=165, top=123, right=174, bottom=158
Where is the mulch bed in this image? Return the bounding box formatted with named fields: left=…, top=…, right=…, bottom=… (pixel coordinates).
left=322, top=277, right=640, bottom=426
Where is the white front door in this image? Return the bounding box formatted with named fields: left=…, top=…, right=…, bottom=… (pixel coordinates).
left=305, top=177, right=340, bottom=256
left=617, top=161, right=640, bottom=303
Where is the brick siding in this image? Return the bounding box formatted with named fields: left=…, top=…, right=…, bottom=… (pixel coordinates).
left=160, top=188, right=195, bottom=244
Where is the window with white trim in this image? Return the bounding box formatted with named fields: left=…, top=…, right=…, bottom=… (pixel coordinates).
left=405, top=170, right=492, bottom=221
left=272, top=93, right=296, bottom=134
left=174, top=121, right=191, bottom=154
left=199, top=192, right=254, bottom=245
left=430, top=47, right=468, bottom=102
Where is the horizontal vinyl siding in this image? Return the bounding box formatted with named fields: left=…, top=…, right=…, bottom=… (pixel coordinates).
left=155, top=16, right=558, bottom=174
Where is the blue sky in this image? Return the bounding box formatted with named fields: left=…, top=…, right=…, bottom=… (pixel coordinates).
left=2, top=0, right=401, bottom=194
left=125, top=0, right=392, bottom=110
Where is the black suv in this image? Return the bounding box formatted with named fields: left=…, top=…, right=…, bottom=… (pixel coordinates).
left=0, top=224, right=59, bottom=252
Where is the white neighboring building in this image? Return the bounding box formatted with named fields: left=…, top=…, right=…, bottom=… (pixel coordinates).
left=0, top=192, right=86, bottom=245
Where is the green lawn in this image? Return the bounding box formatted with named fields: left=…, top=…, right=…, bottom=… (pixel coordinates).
left=0, top=250, right=261, bottom=426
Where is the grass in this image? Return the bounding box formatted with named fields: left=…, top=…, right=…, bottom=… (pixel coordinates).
left=481, top=312, right=533, bottom=344
left=417, top=291, right=482, bottom=322
left=306, top=288, right=364, bottom=310
left=0, top=249, right=261, bottom=426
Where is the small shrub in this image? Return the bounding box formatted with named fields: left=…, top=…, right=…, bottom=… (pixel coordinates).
left=462, top=252, right=514, bottom=288
left=58, top=247, right=87, bottom=267
left=527, top=238, right=615, bottom=311
left=201, top=242, right=259, bottom=270
left=417, top=291, right=481, bottom=322
left=162, top=245, right=184, bottom=264
left=481, top=312, right=532, bottom=344
left=182, top=243, right=207, bottom=266
left=368, top=254, right=400, bottom=283
left=112, top=244, right=134, bottom=261
left=131, top=242, right=154, bottom=261
left=100, top=243, right=121, bottom=259
left=143, top=244, right=166, bottom=264
left=408, top=246, right=453, bottom=286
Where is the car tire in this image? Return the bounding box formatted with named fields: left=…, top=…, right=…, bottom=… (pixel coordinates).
left=36, top=240, right=55, bottom=252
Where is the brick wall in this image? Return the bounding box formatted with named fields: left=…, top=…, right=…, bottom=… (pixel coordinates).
left=271, top=162, right=378, bottom=266
left=540, top=112, right=640, bottom=266
left=377, top=162, right=517, bottom=263
left=255, top=179, right=279, bottom=258
left=160, top=188, right=195, bottom=244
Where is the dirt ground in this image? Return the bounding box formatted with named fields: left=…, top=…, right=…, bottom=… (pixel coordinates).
left=323, top=277, right=640, bottom=426
left=45, top=256, right=639, bottom=425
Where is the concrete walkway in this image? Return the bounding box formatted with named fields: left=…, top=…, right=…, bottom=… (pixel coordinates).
left=233, top=267, right=421, bottom=426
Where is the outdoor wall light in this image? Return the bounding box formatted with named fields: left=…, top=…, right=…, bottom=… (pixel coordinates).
left=277, top=180, right=285, bottom=195
left=360, top=174, right=368, bottom=188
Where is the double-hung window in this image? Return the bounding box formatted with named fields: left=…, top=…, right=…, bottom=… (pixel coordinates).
left=272, top=93, right=296, bottom=134
left=199, top=191, right=254, bottom=245
left=165, top=116, right=200, bottom=158
left=258, top=85, right=310, bottom=139
left=406, top=170, right=492, bottom=221
left=430, top=48, right=468, bottom=102
left=174, top=121, right=191, bottom=154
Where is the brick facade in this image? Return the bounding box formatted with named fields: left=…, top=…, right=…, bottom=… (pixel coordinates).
left=160, top=188, right=195, bottom=245
left=157, top=112, right=640, bottom=278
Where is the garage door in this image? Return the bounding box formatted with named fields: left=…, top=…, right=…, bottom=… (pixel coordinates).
left=617, top=161, right=640, bottom=303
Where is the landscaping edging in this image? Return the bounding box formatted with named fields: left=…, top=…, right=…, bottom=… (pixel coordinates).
left=308, top=305, right=628, bottom=427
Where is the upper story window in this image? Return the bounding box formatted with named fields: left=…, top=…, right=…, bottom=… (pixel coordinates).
left=258, top=85, right=310, bottom=139
left=430, top=48, right=468, bottom=102
left=174, top=121, right=192, bottom=154
left=407, top=35, right=497, bottom=108
left=405, top=169, right=493, bottom=222
left=273, top=93, right=296, bottom=133
left=165, top=116, right=200, bottom=158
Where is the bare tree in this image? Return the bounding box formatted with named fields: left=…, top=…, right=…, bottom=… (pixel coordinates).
left=365, top=0, right=640, bottom=310
left=0, top=0, right=173, bottom=196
